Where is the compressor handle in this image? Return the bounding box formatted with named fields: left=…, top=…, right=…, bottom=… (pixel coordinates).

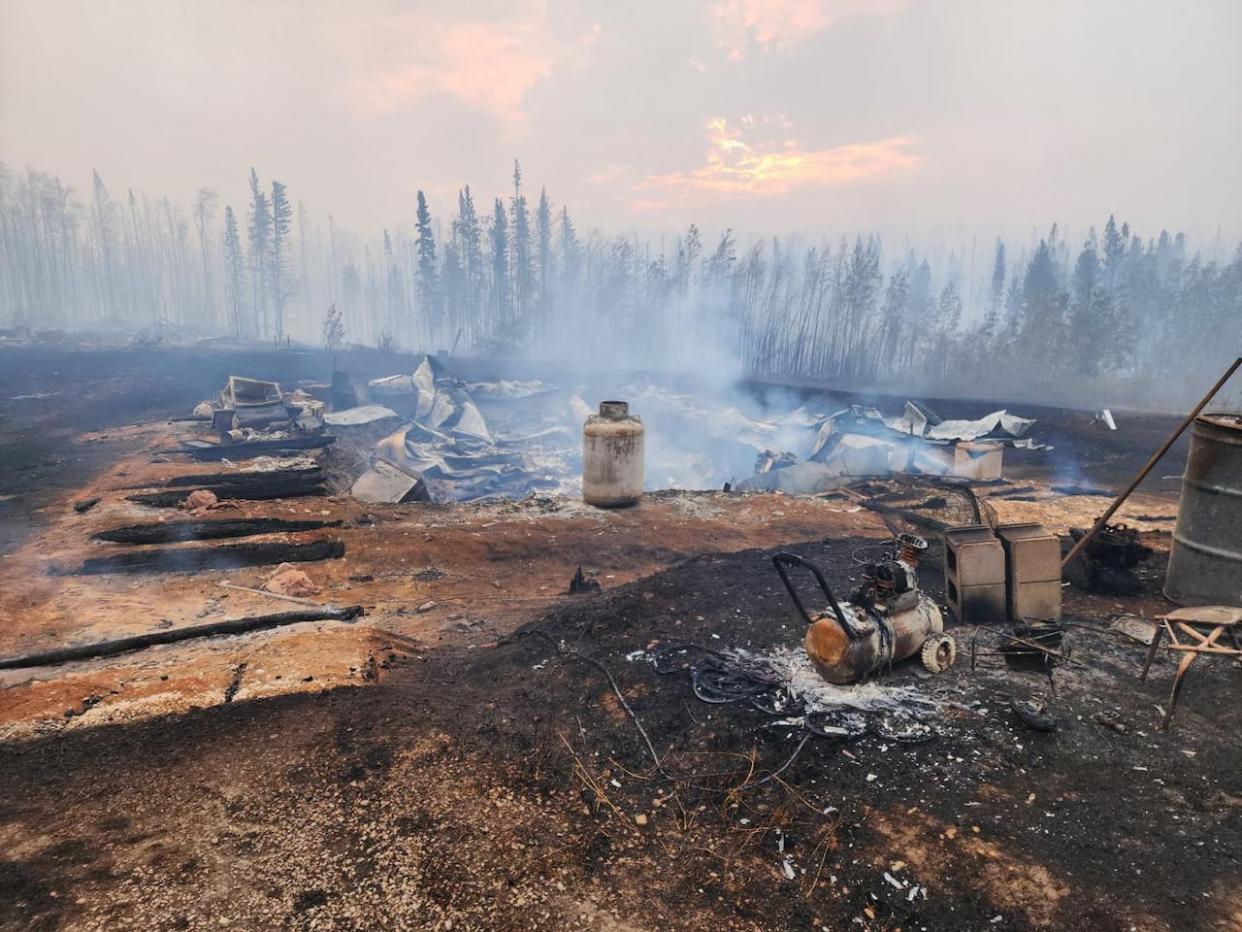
left=771, top=552, right=864, bottom=638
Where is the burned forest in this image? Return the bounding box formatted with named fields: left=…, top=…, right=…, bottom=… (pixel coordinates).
left=3, top=160, right=1241, bottom=412
left=2, top=3, right=1242, bottom=931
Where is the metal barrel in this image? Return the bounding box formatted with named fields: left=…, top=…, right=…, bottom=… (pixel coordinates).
left=1164, top=414, right=1242, bottom=606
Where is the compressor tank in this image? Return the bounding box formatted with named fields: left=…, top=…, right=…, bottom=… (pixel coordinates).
left=805, top=599, right=944, bottom=685
left=1164, top=413, right=1242, bottom=606
left=583, top=400, right=644, bottom=507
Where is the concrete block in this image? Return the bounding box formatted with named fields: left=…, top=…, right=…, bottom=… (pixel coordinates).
left=997, top=523, right=1062, bottom=582
left=947, top=581, right=1007, bottom=625
left=944, top=526, right=1006, bottom=584
left=1011, top=579, right=1062, bottom=622
left=943, top=525, right=1008, bottom=624
left=997, top=522, right=1062, bottom=620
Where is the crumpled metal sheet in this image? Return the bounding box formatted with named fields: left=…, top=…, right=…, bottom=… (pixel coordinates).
left=322, top=404, right=400, bottom=426
left=350, top=460, right=427, bottom=504
left=873, top=401, right=1034, bottom=442
left=361, top=357, right=555, bottom=502
left=925, top=411, right=1035, bottom=442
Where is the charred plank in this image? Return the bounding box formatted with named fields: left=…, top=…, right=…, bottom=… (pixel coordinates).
left=182, top=436, right=335, bottom=460
left=161, top=467, right=322, bottom=489
left=93, top=518, right=342, bottom=544
left=126, top=473, right=326, bottom=507
left=0, top=605, right=364, bottom=670
left=70, top=539, right=345, bottom=575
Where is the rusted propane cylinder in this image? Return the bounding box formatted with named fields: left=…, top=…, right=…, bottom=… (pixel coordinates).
left=583, top=401, right=644, bottom=507
left=1164, top=413, right=1242, bottom=606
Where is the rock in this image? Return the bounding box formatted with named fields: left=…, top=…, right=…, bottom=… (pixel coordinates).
left=415, top=600, right=437, bottom=614
left=264, top=565, right=320, bottom=598
left=182, top=489, right=219, bottom=511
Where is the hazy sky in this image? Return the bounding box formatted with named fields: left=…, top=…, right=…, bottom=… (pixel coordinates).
left=2, top=0, right=1240, bottom=243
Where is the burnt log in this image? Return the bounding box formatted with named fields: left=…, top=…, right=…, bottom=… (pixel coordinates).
left=126, top=472, right=326, bottom=507
left=182, top=435, right=335, bottom=461
left=161, top=467, right=322, bottom=489
left=0, top=605, right=364, bottom=670
left=70, top=539, right=345, bottom=575
left=93, top=518, right=342, bottom=545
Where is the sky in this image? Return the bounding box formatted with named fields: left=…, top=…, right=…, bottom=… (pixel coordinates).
left=2, top=0, right=1241, bottom=245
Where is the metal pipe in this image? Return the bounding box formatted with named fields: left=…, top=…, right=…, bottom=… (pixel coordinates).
left=1062, top=356, right=1242, bottom=570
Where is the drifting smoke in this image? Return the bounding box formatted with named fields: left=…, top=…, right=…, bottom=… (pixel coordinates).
left=1, top=162, right=1240, bottom=416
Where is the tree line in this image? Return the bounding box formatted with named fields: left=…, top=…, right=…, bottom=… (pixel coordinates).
left=1, top=160, right=1238, bottom=406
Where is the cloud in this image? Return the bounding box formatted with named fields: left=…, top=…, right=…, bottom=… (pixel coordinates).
left=584, top=162, right=632, bottom=185
left=345, top=10, right=599, bottom=128
left=635, top=116, right=920, bottom=205
left=711, top=0, right=901, bottom=59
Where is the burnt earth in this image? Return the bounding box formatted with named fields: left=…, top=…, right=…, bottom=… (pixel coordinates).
left=2, top=538, right=1238, bottom=931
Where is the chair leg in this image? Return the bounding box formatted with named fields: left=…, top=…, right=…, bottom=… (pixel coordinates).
left=1140, top=624, right=1165, bottom=681
left=1162, top=653, right=1196, bottom=730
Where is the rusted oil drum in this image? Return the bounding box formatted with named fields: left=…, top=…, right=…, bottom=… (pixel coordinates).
left=1164, top=413, right=1242, bottom=606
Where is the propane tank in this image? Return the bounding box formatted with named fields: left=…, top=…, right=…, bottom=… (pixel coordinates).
left=583, top=400, right=644, bottom=507
left=774, top=536, right=955, bottom=685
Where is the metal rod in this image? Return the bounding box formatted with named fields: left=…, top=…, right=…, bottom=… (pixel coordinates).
left=218, top=581, right=324, bottom=607
left=1062, top=356, right=1242, bottom=570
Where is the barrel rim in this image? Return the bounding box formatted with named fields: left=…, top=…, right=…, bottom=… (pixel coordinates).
left=1197, top=412, right=1242, bottom=434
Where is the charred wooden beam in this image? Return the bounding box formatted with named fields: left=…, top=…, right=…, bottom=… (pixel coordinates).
left=182, top=435, right=335, bottom=461
left=161, top=467, right=322, bottom=489
left=93, top=518, right=342, bottom=545
left=126, top=473, right=326, bottom=507
left=0, top=605, right=364, bottom=670
left=69, top=539, right=345, bottom=575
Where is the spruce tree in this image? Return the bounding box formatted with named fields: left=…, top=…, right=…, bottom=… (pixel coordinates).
left=415, top=190, right=441, bottom=334
left=509, top=160, right=532, bottom=331
left=222, top=205, right=245, bottom=338
left=454, top=186, right=483, bottom=339
left=490, top=198, right=510, bottom=330
left=247, top=168, right=270, bottom=336
left=269, top=180, right=293, bottom=341
left=535, top=187, right=552, bottom=335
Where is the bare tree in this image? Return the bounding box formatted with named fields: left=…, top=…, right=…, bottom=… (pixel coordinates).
left=191, top=187, right=218, bottom=325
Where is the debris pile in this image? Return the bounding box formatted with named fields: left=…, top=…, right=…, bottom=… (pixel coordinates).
left=738, top=400, right=1044, bottom=494
left=181, top=376, right=334, bottom=461
left=650, top=644, right=941, bottom=742
left=338, top=356, right=565, bottom=503
left=1068, top=522, right=1153, bottom=594
left=319, top=365, right=1048, bottom=504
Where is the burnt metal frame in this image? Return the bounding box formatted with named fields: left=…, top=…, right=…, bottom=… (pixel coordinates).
left=771, top=552, right=855, bottom=633
left=1139, top=610, right=1242, bottom=729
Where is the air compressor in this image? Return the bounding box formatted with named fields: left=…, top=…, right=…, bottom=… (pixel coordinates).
left=773, top=534, right=956, bottom=685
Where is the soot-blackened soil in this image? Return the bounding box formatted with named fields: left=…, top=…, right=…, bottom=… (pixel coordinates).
left=2, top=537, right=1238, bottom=931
